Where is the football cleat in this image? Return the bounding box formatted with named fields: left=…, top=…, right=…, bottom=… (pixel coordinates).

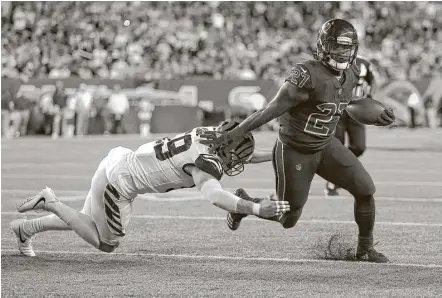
left=325, top=182, right=340, bottom=197
left=227, top=212, right=246, bottom=231
left=17, top=187, right=59, bottom=213
left=10, top=219, right=36, bottom=257
left=227, top=188, right=254, bottom=231
left=356, top=247, right=389, bottom=263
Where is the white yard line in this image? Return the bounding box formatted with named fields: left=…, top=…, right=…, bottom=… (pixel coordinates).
left=1, top=162, right=87, bottom=168
left=2, top=189, right=442, bottom=202
left=3, top=162, right=441, bottom=175
left=2, top=212, right=441, bottom=227
left=2, top=174, right=442, bottom=186
left=1, top=249, right=441, bottom=269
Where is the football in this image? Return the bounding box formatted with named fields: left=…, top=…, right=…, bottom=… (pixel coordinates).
left=345, top=97, right=386, bottom=125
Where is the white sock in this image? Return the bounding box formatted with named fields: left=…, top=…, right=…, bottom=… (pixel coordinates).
left=22, top=214, right=71, bottom=238
left=46, top=201, right=101, bottom=249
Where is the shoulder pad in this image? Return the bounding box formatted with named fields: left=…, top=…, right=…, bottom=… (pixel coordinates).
left=285, top=63, right=314, bottom=89
left=350, top=62, right=361, bottom=77
left=356, top=55, right=370, bottom=65
left=194, top=154, right=223, bottom=180
left=194, top=126, right=215, bottom=136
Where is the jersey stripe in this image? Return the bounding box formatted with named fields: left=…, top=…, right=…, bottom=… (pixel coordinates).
left=275, top=139, right=288, bottom=224
left=203, top=155, right=223, bottom=175
left=106, top=184, right=120, bottom=199
left=272, top=141, right=280, bottom=197
left=104, top=184, right=125, bottom=236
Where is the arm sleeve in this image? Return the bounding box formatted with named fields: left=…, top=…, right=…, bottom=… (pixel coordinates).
left=199, top=179, right=257, bottom=215
left=200, top=179, right=240, bottom=212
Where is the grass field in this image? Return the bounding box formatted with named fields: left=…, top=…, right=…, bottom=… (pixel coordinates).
left=2, top=128, right=442, bottom=297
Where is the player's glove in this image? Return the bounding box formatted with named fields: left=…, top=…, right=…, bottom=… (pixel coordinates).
left=199, top=130, right=232, bottom=152
left=256, top=199, right=290, bottom=218
left=374, top=108, right=395, bottom=126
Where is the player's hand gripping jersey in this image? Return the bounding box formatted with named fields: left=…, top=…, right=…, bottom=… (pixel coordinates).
left=126, top=127, right=224, bottom=194
left=279, top=60, right=360, bottom=153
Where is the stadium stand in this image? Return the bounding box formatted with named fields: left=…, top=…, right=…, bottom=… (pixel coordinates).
left=2, top=2, right=441, bottom=83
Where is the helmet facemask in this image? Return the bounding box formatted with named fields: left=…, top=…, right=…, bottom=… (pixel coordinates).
left=218, top=148, right=245, bottom=177
left=319, top=39, right=358, bottom=71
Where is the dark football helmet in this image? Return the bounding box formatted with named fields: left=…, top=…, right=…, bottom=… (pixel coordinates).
left=215, top=120, right=255, bottom=176
left=314, top=19, right=359, bottom=71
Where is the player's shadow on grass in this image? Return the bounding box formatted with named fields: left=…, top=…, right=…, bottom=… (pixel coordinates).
left=312, top=232, right=358, bottom=262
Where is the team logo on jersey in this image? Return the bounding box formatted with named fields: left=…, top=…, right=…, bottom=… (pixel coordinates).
left=296, top=164, right=302, bottom=171
left=338, top=89, right=342, bottom=95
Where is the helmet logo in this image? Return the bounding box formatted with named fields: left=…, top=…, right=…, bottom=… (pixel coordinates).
left=337, top=36, right=352, bottom=45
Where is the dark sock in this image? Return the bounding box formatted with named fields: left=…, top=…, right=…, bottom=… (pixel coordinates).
left=354, top=195, right=375, bottom=251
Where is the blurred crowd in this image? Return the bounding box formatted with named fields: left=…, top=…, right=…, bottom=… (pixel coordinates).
left=1, top=1, right=442, bottom=137
left=2, top=1, right=441, bottom=84
left=1, top=81, right=155, bottom=139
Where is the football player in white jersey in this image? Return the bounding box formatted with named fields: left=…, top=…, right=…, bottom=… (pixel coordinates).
left=11, top=120, right=290, bottom=256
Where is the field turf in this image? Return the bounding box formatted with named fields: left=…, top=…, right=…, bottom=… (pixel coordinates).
left=2, top=128, right=442, bottom=297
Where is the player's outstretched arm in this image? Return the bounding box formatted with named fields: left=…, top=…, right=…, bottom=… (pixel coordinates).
left=199, top=82, right=308, bottom=148
left=247, top=149, right=273, bottom=164
left=190, top=166, right=290, bottom=217
left=226, top=82, right=307, bottom=139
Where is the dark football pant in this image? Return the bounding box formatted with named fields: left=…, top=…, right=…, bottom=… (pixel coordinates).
left=335, top=111, right=366, bottom=157
left=272, top=137, right=376, bottom=229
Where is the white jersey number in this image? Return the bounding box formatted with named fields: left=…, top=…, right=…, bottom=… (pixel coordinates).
left=304, top=102, right=348, bottom=136
left=153, top=133, right=192, bottom=161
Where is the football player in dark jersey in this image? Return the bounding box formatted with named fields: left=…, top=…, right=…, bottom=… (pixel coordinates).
left=201, top=19, right=395, bottom=263
left=325, top=56, right=377, bottom=196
